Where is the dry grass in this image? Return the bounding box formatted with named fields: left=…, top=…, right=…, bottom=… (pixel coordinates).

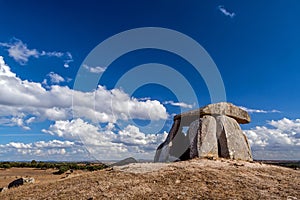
left=0, top=168, right=86, bottom=189
left=1, top=159, right=299, bottom=200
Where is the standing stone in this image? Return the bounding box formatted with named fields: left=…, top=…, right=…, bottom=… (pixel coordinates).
left=188, top=116, right=218, bottom=159
left=169, top=129, right=190, bottom=161
left=188, top=119, right=200, bottom=158
left=216, top=115, right=253, bottom=161
left=154, top=118, right=190, bottom=162
left=154, top=119, right=181, bottom=162
left=154, top=143, right=170, bottom=162
left=197, top=115, right=218, bottom=158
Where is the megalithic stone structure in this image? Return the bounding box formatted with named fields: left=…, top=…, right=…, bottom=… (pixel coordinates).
left=154, top=102, right=253, bottom=162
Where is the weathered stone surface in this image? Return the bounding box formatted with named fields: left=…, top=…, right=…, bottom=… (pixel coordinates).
left=8, top=178, right=24, bottom=189
left=188, top=120, right=199, bottom=159
left=8, top=177, right=35, bottom=189
left=169, top=129, right=190, bottom=161
left=188, top=116, right=218, bottom=159
left=216, top=115, right=253, bottom=161
left=154, top=142, right=170, bottom=162
left=154, top=118, right=190, bottom=162
left=197, top=115, right=218, bottom=158
left=174, top=102, right=251, bottom=124
left=154, top=118, right=181, bottom=162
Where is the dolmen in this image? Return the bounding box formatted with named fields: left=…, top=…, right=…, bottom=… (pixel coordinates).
left=154, top=102, right=253, bottom=162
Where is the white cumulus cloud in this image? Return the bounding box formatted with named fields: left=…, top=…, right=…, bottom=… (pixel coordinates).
left=0, top=56, right=169, bottom=160
left=63, top=52, right=73, bottom=68
left=0, top=55, right=17, bottom=77
left=47, top=72, right=65, bottom=84
left=0, top=139, right=81, bottom=160
left=42, top=118, right=168, bottom=160
left=0, top=56, right=168, bottom=129
left=244, top=118, right=300, bottom=160
left=0, top=38, right=73, bottom=67
left=83, top=64, right=107, bottom=74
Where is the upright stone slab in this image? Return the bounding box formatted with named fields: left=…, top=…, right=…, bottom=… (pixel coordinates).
left=154, top=118, right=189, bottom=162
left=216, top=115, right=253, bottom=161
left=169, top=130, right=190, bottom=160
left=197, top=115, right=218, bottom=158
left=154, top=143, right=170, bottom=162
left=188, top=116, right=218, bottom=159
left=188, top=120, right=199, bottom=159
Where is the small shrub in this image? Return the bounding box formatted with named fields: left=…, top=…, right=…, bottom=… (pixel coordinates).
left=53, top=165, right=70, bottom=175
left=31, top=160, right=37, bottom=166
left=1, top=163, right=11, bottom=169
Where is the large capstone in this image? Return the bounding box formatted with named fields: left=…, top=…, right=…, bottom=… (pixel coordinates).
left=174, top=102, right=251, bottom=125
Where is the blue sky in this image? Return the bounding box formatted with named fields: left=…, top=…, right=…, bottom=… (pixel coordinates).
left=0, top=0, right=300, bottom=161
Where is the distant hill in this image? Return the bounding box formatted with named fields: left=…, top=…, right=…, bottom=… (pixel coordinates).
left=1, top=158, right=299, bottom=199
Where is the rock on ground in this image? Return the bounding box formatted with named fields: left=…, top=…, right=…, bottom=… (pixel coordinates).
left=8, top=177, right=35, bottom=189
left=0, top=187, right=8, bottom=193
left=188, top=119, right=199, bottom=158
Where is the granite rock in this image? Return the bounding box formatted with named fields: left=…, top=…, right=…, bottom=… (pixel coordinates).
left=216, top=115, right=253, bottom=161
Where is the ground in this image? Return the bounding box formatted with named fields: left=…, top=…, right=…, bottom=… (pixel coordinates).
left=0, top=158, right=299, bottom=199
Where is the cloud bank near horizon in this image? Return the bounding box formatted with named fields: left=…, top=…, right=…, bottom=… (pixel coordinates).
left=0, top=56, right=169, bottom=160
left=244, top=118, right=300, bottom=160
